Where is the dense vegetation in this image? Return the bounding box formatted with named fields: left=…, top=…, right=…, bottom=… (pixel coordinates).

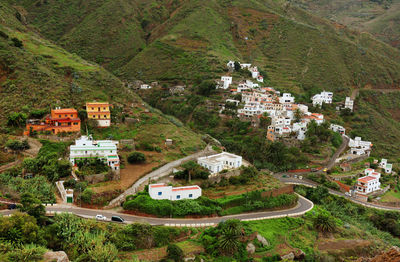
left=123, top=190, right=297, bottom=217
left=0, top=211, right=192, bottom=261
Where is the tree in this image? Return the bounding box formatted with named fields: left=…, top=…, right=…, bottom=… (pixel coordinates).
left=166, top=244, right=184, bottom=262
left=218, top=220, right=242, bottom=256
left=234, top=61, right=241, bottom=71
left=313, top=213, right=337, bottom=233
left=11, top=37, right=23, bottom=48
left=20, top=193, right=46, bottom=224
left=196, top=80, right=216, bottom=96
left=127, top=151, right=146, bottom=164
left=294, top=109, right=304, bottom=123
left=6, top=139, right=30, bottom=152
left=7, top=112, right=27, bottom=127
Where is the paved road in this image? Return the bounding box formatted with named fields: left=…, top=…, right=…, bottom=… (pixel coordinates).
left=0, top=194, right=313, bottom=226
left=276, top=175, right=400, bottom=212
left=107, top=145, right=216, bottom=208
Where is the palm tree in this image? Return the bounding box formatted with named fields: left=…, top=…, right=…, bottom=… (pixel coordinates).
left=313, top=213, right=337, bottom=233
left=218, top=220, right=242, bottom=256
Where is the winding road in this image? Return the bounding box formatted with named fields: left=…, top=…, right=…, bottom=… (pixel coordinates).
left=0, top=194, right=313, bottom=226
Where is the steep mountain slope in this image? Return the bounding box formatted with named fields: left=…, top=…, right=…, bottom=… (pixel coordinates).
left=291, top=0, right=400, bottom=49
left=10, top=0, right=400, bottom=94
left=0, top=1, right=204, bottom=152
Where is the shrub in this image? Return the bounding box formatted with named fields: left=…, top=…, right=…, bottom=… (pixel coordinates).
left=166, top=244, right=184, bottom=262
left=127, top=151, right=146, bottom=164
left=80, top=188, right=93, bottom=203
left=11, top=37, right=23, bottom=48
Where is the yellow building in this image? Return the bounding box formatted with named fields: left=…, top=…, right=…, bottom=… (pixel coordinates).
left=86, top=102, right=111, bottom=127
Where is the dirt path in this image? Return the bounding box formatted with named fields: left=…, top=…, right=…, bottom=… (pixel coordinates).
left=22, top=137, right=42, bottom=157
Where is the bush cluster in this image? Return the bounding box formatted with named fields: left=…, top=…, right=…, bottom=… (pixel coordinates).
left=123, top=191, right=297, bottom=217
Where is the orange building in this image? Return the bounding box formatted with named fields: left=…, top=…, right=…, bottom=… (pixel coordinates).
left=24, top=108, right=81, bottom=135
left=86, top=102, right=111, bottom=127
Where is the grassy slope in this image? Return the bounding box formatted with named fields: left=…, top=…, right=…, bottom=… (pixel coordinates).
left=291, top=0, right=400, bottom=48
left=349, top=90, right=400, bottom=160
left=0, top=1, right=204, bottom=153
left=9, top=0, right=400, bottom=92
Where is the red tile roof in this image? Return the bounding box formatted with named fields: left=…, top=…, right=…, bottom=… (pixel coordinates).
left=172, top=186, right=200, bottom=191
left=358, top=176, right=377, bottom=183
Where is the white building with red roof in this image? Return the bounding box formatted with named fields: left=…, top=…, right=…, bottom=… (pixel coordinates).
left=356, top=169, right=381, bottom=195
left=148, top=183, right=202, bottom=201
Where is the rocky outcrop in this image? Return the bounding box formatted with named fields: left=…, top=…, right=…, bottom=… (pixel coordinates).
left=43, top=251, right=69, bottom=262
left=357, top=246, right=400, bottom=262
left=256, top=233, right=269, bottom=247
left=246, top=243, right=256, bottom=254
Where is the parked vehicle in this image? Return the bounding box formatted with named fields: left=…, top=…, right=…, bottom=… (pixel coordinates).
left=111, top=216, right=125, bottom=223
left=311, top=168, right=318, bottom=172
left=95, top=214, right=107, bottom=221
left=299, top=176, right=303, bottom=180
left=7, top=204, right=17, bottom=210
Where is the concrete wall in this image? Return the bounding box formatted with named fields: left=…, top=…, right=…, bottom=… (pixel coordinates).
left=261, top=185, right=294, bottom=198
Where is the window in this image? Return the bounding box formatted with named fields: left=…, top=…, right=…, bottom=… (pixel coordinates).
left=176, top=195, right=180, bottom=199
left=158, top=192, right=162, bottom=196
left=104, top=115, right=107, bottom=118
left=189, top=194, right=193, bottom=198
left=59, top=115, right=61, bottom=118
left=71, top=114, right=73, bottom=117
left=73, top=123, right=78, bottom=125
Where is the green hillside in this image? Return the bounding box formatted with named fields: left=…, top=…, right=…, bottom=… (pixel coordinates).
left=292, top=0, right=400, bottom=49
left=0, top=1, right=204, bottom=153
left=9, top=0, right=400, bottom=93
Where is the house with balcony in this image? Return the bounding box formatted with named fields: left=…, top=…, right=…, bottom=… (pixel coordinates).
left=86, top=102, right=112, bottom=127
left=356, top=169, right=381, bottom=196
left=24, top=108, right=81, bottom=135
left=69, top=136, right=120, bottom=173
left=197, top=152, right=242, bottom=174
left=148, top=183, right=202, bottom=201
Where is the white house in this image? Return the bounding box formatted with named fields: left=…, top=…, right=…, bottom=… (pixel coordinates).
left=330, top=124, right=346, bottom=135
left=279, top=93, right=295, bottom=104
left=226, top=99, right=240, bottom=106
left=140, top=84, right=152, bottom=89
left=257, top=75, right=264, bottom=83
left=356, top=175, right=381, bottom=195
left=312, top=91, right=333, bottom=107
left=344, top=97, right=354, bottom=111
left=227, top=61, right=235, bottom=69
left=349, top=137, right=372, bottom=156
left=69, top=136, right=120, bottom=173
left=197, top=152, right=242, bottom=174
left=221, top=76, right=233, bottom=89
left=379, top=159, right=393, bottom=174
left=250, top=67, right=259, bottom=79
left=292, top=121, right=308, bottom=140
left=148, top=183, right=202, bottom=201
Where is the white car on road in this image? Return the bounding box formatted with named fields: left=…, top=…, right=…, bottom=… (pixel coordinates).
left=95, top=214, right=107, bottom=221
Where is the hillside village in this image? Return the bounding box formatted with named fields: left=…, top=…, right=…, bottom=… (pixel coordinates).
left=2, top=0, right=400, bottom=260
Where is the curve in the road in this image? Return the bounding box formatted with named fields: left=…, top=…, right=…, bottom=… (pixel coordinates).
left=278, top=177, right=400, bottom=212
left=0, top=194, right=313, bottom=227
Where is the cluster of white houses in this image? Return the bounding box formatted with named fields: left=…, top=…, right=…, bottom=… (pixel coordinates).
left=230, top=85, right=326, bottom=141
left=69, top=136, right=120, bottom=174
